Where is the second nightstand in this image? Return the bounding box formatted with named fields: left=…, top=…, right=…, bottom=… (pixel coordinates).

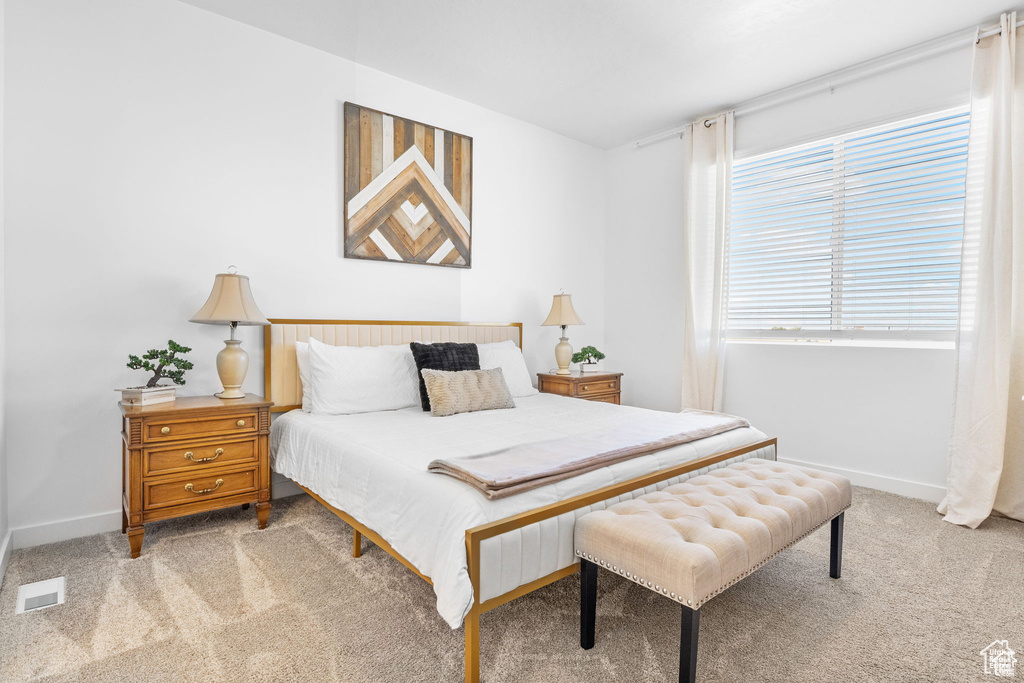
left=119, top=394, right=273, bottom=558
left=537, top=371, right=622, bottom=404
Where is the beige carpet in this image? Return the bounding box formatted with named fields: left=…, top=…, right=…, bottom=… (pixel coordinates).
left=0, top=487, right=1021, bottom=682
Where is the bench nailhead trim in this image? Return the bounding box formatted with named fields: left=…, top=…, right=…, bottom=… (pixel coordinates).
left=575, top=505, right=849, bottom=609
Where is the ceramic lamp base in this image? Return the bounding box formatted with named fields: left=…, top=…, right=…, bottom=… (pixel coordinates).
left=554, top=337, right=573, bottom=375
left=215, top=339, right=248, bottom=399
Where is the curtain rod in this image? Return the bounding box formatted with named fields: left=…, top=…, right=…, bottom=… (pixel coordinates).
left=634, top=15, right=1024, bottom=149
left=977, top=15, right=1024, bottom=40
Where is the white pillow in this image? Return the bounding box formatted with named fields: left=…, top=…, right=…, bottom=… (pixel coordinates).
left=307, top=338, right=420, bottom=415
left=295, top=341, right=313, bottom=412
left=477, top=340, right=537, bottom=398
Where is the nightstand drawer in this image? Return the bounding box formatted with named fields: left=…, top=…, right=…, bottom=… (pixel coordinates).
left=577, top=377, right=620, bottom=397
left=537, top=377, right=573, bottom=396
left=144, top=438, right=257, bottom=478
left=144, top=467, right=258, bottom=510
left=144, top=413, right=257, bottom=442
left=587, top=394, right=620, bottom=404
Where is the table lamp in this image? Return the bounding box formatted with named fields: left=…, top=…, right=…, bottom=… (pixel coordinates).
left=542, top=293, right=584, bottom=375
left=190, top=267, right=270, bottom=399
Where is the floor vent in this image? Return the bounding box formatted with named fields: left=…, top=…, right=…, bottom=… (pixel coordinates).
left=16, top=577, right=66, bottom=614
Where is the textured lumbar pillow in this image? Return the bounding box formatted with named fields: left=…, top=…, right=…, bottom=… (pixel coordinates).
left=420, top=368, right=516, bottom=417
left=410, top=342, right=481, bottom=411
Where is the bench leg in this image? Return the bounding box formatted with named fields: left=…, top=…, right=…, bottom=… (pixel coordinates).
left=830, top=512, right=844, bottom=579
left=680, top=605, right=700, bottom=683
left=580, top=559, right=598, bottom=650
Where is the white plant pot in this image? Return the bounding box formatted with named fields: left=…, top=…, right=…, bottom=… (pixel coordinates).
left=119, top=385, right=177, bottom=405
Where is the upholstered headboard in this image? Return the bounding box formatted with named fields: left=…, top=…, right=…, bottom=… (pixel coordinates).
left=263, top=319, right=523, bottom=412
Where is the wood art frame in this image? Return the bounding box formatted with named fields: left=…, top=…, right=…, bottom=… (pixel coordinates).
left=263, top=319, right=777, bottom=683
left=343, top=103, right=473, bottom=268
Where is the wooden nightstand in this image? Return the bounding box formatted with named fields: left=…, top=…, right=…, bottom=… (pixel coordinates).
left=119, top=394, right=273, bottom=558
left=537, top=371, right=622, bottom=404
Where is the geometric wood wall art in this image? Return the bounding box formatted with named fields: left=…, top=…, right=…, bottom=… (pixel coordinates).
left=343, top=102, right=472, bottom=268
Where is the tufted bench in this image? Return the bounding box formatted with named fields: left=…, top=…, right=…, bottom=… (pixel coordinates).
left=574, top=458, right=852, bottom=683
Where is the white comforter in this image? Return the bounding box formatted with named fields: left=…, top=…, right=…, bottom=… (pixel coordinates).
left=270, top=393, right=768, bottom=629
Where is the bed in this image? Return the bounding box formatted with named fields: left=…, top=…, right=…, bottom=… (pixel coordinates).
left=264, top=319, right=776, bottom=683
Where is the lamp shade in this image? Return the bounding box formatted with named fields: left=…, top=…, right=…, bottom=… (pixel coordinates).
left=189, top=272, right=269, bottom=326
left=541, top=293, right=584, bottom=327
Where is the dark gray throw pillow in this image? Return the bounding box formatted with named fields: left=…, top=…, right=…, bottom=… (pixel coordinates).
left=409, top=342, right=481, bottom=411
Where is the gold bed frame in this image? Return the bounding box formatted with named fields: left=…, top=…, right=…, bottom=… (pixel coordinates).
left=264, top=318, right=777, bottom=683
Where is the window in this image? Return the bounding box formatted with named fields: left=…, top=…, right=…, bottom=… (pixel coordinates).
left=727, top=108, right=970, bottom=341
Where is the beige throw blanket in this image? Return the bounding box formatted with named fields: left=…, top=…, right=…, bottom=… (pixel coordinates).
left=427, top=410, right=750, bottom=499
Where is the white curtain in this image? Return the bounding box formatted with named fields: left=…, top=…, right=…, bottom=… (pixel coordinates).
left=681, top=112, right=733, bottom=411
left=939, top=13, right=1024, bottom=528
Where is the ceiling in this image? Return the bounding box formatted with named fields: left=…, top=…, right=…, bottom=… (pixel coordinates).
left=179, top=0, right=1015, bottom=149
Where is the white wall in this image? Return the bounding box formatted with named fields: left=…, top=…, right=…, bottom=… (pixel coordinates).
left=604, top=137, right=686, bottom=411
left=458, top=106, right=607, bottom=369
left=723, top=343, right=954, bottom=500
left=3, top=0, right=606, bottom=544
left=0, top=0, right=11, bottom=580
left=604, top=46, right=973, bottom=501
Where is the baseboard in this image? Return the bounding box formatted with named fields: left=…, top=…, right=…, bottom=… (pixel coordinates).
left=12, top=510, right=122, bottom=550
left=778, top=457, right=946, bottom=503
left=11, top=474, right=305, bottom=550
left=0, top=529, right=13, bottom=590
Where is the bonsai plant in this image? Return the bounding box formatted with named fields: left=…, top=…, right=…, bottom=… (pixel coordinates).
left=120, top=340, right=193, bottom=405
left=571, top=346, right=606, bottom=372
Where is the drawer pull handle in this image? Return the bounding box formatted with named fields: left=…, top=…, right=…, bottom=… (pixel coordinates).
left=184, top=448, right=224, bottom=463
left=185, top=479, right=224, bottom=495
left=236, top=420, right=246, bottom=427
left=583, top=385, right=589, bottom=390
left=160, top=427, right=171, bottom=435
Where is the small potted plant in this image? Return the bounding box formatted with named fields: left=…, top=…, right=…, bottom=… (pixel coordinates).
left=119, top=340, right=194, bottom=405
left=572, top=346, right=606, bottom=372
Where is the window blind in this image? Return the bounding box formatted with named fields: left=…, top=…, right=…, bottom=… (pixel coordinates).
left=728, top=108, right=970, bottom=341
